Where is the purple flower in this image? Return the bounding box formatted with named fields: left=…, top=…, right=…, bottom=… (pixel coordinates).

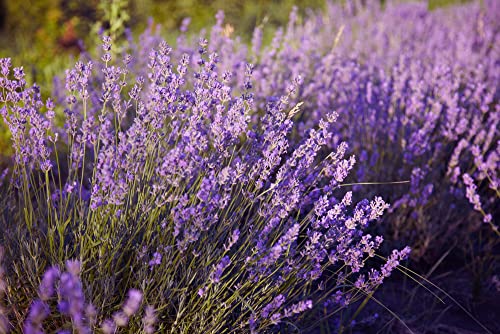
left=224, top=229, right=240, bottom=251
left=261, top=294, right=286, bottom=319
left=23, top=300, right=49, bottom=334
left=149, top=252, right=162, bottom=268
left=142, top=306, right=157, bottom=334
left=210, top=256, right=231, bottom=284
left=122, top=289, right=143, bottom=317
left=39, top=266, right=60, bottom=301
left=283, top=299, right=313, bottom=318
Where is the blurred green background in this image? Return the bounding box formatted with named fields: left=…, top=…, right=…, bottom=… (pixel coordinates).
left=0, top=0, right=471, bottom=78
left=0, top=0, right=470, bottom=156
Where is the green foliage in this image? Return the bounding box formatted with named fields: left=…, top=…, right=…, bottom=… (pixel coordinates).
left=93, top=0, right=131, bottom=50
left=131, top=0, right=326, bottom=39
left=428, top=0, right=471, bottom=10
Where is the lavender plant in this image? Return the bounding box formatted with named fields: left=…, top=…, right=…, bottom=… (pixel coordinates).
left=0, top=31, right=408, bottom=332
left=2, top=0, right=497, bottom=331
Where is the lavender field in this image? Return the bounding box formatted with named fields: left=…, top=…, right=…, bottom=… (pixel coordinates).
left=0, top=0, right=498, bottom=333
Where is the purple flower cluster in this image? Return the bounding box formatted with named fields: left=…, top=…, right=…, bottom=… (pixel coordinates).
left=21, top=261, right=146, bottom=334
left=0, top=59, right=53, bottom=174
left=23, top=261, right=90, bottom=334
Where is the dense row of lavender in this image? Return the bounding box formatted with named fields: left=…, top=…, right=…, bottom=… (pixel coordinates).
left=243, top=0, right=499, bottom=260
left=127, top=0, right=498, bottom=261
left=0, top=0, right=498, bottom=332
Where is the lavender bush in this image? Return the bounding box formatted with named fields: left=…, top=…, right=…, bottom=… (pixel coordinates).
left=0, top=29, right=409, bottom=332
left=0, top=0, right=498, bottom=332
